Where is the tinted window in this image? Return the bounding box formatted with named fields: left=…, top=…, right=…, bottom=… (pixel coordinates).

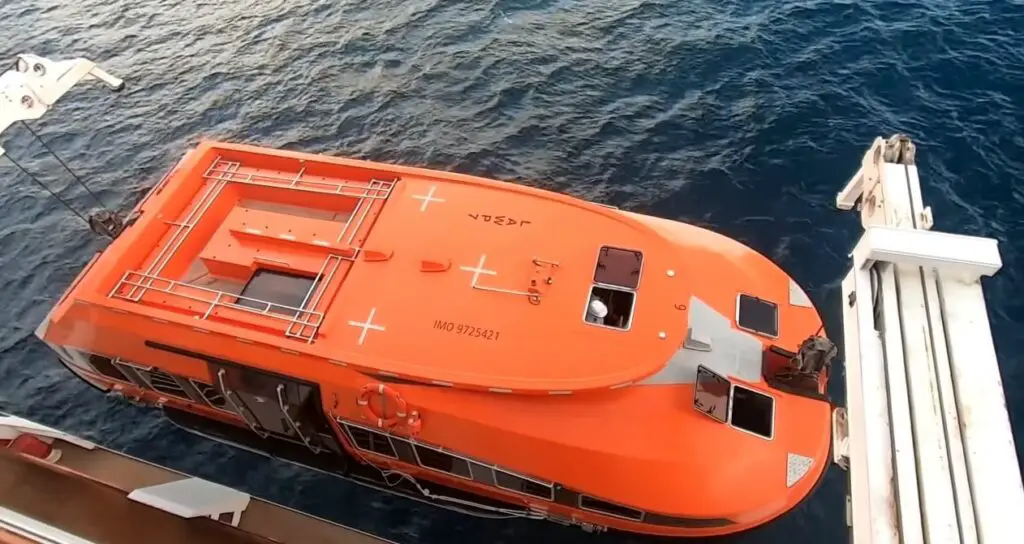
left=414, top=445, right=472, bottom=479
left=643, top=513, right=734, bottom=528
left=389, top=436, right=419, bottom=464
left=579, top=495, right=644, bottom=521
left=346, top=425, right=396, bottom=457
left=730, top=385, right=774, bottom=439
left=468, top=462, right=497, bottom=486
left=494, top=469, right=553, bottom=500
left=594, top=246, right=643, bottom=289
left=88, top=354, right=130, bottom=382
left=237, top=269, right=317, bottom=315
left=737, top=294, right=778, bottom=337
left=694, top=366, right=730, bottom=423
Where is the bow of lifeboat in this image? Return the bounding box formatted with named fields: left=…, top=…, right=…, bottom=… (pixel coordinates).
left=34, top=140, right=834, bottom=537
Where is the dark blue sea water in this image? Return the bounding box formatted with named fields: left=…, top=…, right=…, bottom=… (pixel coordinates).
left=1, top=1, right=1022, bottom=542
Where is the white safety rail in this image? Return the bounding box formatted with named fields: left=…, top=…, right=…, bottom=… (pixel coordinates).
left=832, top=135, right=1024, bottom=544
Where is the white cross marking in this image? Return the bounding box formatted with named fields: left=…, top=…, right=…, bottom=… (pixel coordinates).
left=411, top=185, right=445, bottom=212
left=348, top=307, right=386, bottom=346
left=459, top=254, right=497, bottom=287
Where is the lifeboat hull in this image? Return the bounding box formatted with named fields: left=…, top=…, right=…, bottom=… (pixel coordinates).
left=35, top=141, right=835, bottom=537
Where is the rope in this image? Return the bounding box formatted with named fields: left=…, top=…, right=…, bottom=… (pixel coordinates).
left=20, top=121, right=108, bottom=211
left=3, top=153, right=92, bottom=226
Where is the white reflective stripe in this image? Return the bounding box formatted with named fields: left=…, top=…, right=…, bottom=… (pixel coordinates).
left=786, top=453, right=814, bottom=488
left=788, top=278, right=813, bottom=308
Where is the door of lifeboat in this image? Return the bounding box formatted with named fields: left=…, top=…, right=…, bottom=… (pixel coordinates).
left=213, top=363, right=328, bottom=453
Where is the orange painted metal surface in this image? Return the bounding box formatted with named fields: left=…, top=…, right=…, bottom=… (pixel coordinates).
left=38, top=140, right=834, bottom=537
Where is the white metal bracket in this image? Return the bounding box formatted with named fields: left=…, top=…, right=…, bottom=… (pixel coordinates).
left=836, top=136, right=886, bottom=211
left=0, top=53, right=124, bottom=157
left=127, top=477, right=251, bottom=527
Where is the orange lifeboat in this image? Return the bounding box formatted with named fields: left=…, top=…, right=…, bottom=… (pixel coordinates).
left=35, top=140, right=836, bottom=537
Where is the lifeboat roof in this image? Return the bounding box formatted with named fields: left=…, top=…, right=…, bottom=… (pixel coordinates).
left=71, top=141, right=692, bottom=392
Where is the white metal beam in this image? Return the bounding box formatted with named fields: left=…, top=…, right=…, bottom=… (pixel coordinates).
left=852, top=227, right=1001, bottom=279
left=891, top=258, right=961, bottom=542
left=941, top=277, right=1024, bottom=542
left=841, top=269, right=898, bottom=544
left=876, top=264, right=924, bottom=544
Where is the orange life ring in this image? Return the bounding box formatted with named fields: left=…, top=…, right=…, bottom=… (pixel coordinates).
left=356, top=383, right=407, bottom=429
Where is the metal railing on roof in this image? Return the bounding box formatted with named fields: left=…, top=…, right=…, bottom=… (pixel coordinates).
left=203, top=158, right=396, bottom=200
left=110, top=270, right=325, bottom=341
left=107, top=153, right=397, bottom=343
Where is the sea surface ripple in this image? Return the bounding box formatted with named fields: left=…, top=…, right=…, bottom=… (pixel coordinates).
left=1, top=1, right=1023, bottom=542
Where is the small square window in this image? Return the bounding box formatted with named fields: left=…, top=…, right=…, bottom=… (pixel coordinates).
left=694, top=366, right=730, bottom=423
left=594, top=246, right=643, bottom=289
left=237, top=269, right=317, bottom=316
left=736, top=294, right=778, bottom=337
left=730, top=385, right=775, bottom=439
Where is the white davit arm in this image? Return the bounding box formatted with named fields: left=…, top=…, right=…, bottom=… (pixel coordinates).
left=0, top=53, right=124, bottom=157
left=832, top=135, right=1024, bottom=544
